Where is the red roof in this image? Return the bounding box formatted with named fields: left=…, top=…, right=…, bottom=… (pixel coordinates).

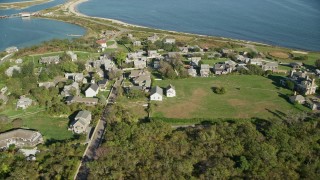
left=96, top=39, right=106, bottom=44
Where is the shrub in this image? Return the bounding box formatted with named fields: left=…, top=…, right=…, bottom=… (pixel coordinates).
left=212, top=86, right=226, bottom=94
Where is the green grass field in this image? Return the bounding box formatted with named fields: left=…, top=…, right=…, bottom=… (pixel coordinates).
left=0, top=106, right=73, bottom=140
left=152, top=75, right=309, bottom=119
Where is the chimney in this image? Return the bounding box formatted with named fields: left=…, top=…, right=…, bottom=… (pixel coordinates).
left=294, top=91, right=297, bottom=96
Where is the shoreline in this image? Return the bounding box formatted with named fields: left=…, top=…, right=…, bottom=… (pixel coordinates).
left=67, top=0, right=282, bottom=49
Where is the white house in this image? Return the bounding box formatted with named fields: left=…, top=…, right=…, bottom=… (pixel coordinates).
left=150, top=86, right=163, bottom=101
left=85, top=84, right=99, bottom=97
left=164, top=38, right=176, bottom=44
left=96, top=39, right=107, bottom=50
left=70, top=110, right=92, bottom=134
left=17, top=96, right=32, bottom=109
left=166, top=84, right=176, bottom=97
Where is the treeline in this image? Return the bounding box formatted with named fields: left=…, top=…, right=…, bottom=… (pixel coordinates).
left=87, top=115, right=320, bottom=179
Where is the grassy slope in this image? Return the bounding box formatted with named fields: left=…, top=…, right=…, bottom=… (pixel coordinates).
left=1, top=106, right=73, bottom=140
left=152, top=75, right=309, bottom=119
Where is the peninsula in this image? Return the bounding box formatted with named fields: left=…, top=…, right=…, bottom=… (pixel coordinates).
left=0, top=0, right=52, bottom=10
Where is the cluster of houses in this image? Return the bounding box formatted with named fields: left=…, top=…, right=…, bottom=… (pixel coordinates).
left=150, top=84, right=176, bottom=101
left=123, top=69, right=151, bottom=92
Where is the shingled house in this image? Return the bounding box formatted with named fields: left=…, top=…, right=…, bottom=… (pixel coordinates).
left=0, top=129, right=43, bottom=149
left=70, top=110, right=92, bottom=134
left=39, top=56, right=60, bottom=64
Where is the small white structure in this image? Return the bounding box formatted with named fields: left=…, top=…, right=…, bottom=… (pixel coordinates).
left=70, top=110, right=92, bottom=134
left=164, top=38, right=176, bottom=44
left=166, top=84, right=176, bottom=97
left=5, top=46, right=18, bottom=53
left=16, top=96, right=32, bottom=109
left=96, top=39, right=107, bottom=50
left=188, top=67, right=197, bottom=77
left=5, top=65, right=21, bottom=77
left=15, top=59, right=23, bottom=64
left=150, top=86, right=163, bottom=101
left=66, top=51, right=78, bottom=61
left=85, top=84, right=99, bottom=97
left=147, top=34, right=159, bottom=43
left=133, top=41, right=142, bottom=46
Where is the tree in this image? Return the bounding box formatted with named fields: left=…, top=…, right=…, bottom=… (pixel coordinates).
left=286, top=80, right=295, bottom=91
left=212, top=86, right=226, bottom=94
left=114, top=51, right=126, bottom=66
left=315, top=59, right=320, bottom=68
left=60, top=61, right=78, bottom=73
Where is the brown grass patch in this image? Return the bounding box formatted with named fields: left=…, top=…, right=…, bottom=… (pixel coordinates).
left=269, top=51, right=290, bottom=59
left=160, top=88, right=207, bottom=118
left=228, top=99, right=247, bottom=107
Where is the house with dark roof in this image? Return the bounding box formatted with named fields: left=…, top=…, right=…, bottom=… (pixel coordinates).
left=85, top=84, right=99, bottom=97
left=39, top=56, right=60, bottom=64
left=166, top=84, right=176, bottom=97
left=66, top=96, right=98, bottom=106
left=150, top=86, right=163, bottom=101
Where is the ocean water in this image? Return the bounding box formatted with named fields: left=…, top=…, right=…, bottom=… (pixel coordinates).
left=0, top=0, right=86, bottom=51
left=79, top=0, right=320, bottom=51
left=0, top=0, right=66, bottom=16
left=0, top=18, right=85, bottom=50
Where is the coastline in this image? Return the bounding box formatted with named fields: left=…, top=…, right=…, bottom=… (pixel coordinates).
left=67, top=0, right=276, bottom=48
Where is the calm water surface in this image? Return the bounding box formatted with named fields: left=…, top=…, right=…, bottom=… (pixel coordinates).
left=79, top=0, right=320, bottom=51
left=0, top=0, right=85, bottom=51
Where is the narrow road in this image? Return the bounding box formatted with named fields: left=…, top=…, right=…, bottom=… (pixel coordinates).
left=74, top=77, right=123, bottom=180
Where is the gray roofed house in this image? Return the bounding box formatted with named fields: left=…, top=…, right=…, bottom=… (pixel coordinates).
left=66, top=96, right=98, bottom=106
left=39, top=56, right=60, bottom=64
left=249, top=58, right=263, bottom=66
left=38, top=82, right=55, bottom=89
left=61, top=82, right=80, bottom=97
left=166, top=84, right=176, bottom=97
left=17, top=96, right=32, bottom=109
left=134, top=60, right=147, bottom=69
left=65, top=73, right=84, bottom=82
left=200, top=64, right=210, bottom=77
left=147, top=34, right=160, bottom=43
left=97, top=79, right=108, bottom=91
left=289, top=95, right=306, bottom=104
left=129, top=69, right=151, bottom=78
left=214, top=64, right=226, bottom=75
left=262, top=62, right=278, bottom=71
left=0, top=129, right=43, bottom=149
left=150, top=86, right=163, bottom=101
left=70, top=110, right=92, bottom=134
left=85, top=84, right=100, bottom=97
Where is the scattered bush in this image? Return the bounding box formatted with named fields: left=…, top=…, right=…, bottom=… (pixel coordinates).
left=212, top=86, right=226, bottom=94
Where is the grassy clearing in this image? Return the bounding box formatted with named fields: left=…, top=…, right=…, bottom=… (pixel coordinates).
left=117, top=96, right=149, bottom=119
left=152, top=75, right=309, bottom=119
left=0, top=106, right=73, bottom=140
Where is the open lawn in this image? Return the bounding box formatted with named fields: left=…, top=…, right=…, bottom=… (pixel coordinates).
left=152, top=75, right=309, bottom=119
left=117, top=96, right=149, bottom=119
left=0, top=106, right=73, bottom=140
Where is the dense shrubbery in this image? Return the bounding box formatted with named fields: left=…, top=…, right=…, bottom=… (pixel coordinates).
left=87, top=115, right=320, bottom=179
left=0, top=139, right=85, bottom=179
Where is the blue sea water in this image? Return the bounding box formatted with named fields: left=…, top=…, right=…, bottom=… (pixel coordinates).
left=79, top=0, right=320, bottom=51
left=0, top=0, right=85, bottom=51
left=0, top=0, right=66, bottom=16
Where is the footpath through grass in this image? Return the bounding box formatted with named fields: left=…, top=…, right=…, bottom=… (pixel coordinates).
left=152, top=75, right=309, bottom=120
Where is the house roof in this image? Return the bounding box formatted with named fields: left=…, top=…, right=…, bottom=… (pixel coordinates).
left=88, top=84, right=99, bottom=92
left=151, top=86, right=163, bottom=96
left=167, top=84, right=175, bottom=90
left=75, top=110, right=91, bottom=121
left=96, top=39, right=106, bottom=44
left=201, top=64, right=210, bottom=69
left=97, top=79, right=108, bottom=86
left=290, top=95, right=305, bottom=102
left=0, top=129, right=43, bottom=148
